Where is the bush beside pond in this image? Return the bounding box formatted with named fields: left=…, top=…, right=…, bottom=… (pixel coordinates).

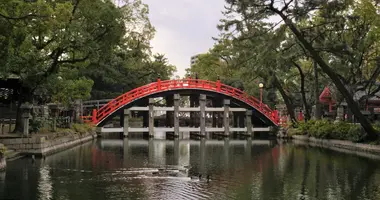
left=288, top=120, right=367, bottom=142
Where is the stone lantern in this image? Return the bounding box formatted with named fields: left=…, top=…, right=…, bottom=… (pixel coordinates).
left=20, top=102, right=33, bottom=137
left=72, top=99, right=82, bottom=123
left=48, top=103, right=61, bottom=132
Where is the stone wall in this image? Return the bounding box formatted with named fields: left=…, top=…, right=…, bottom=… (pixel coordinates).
left=0, top=132, right=96, bottom=157
left=0, top=144, right=5, bottom=171
left=292, top=135, right=380, bottom=154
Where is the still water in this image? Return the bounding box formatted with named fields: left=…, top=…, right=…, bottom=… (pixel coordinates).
left=1, top=137, right=380, bottom=200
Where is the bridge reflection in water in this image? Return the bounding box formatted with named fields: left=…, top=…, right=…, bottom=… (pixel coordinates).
left=93, top=139, right=276, bottom=172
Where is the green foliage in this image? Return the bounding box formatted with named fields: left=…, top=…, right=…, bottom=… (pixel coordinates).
left=72, top=123, right=94, bottom=134
left=29, top=118, right=44, bottom=134
left=49, top=77, right=94, bottom=105
left=0, top=0, right=175, bottom=132
left=297, top=120, right=317, bottom=135
left=188, top=0, right=380, bottom=138
left=291, top=120, right=368, bottom=142
left=287, top=128, right=303, bottom=137
left=309, top=120, right=334, bottom=139
left=84, top=52, right=176, bottom=99
left=347, top=125, right=366, bottom=143
left=0, top=0, right=174, bottom=101
left=0, top=145, right=6, bottom=156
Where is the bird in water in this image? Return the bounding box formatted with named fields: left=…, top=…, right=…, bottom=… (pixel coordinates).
left=190, top=174, right=211, bottom=182
left=206, top=175, right=211, bottom=183
left=190, top=174, right=202, bottom=180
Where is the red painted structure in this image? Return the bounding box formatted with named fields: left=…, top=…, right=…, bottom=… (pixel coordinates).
left=82, top=79, right=280, bottom=126
left=319, top=86, right=336, bottom=112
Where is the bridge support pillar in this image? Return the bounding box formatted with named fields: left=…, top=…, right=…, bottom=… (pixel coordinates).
left=174, top=94, right=180, bottom=137
left=149, top=98, right=155, bottom=137
left=123, top=109, right=130, bottom=137
left=199, top=94, right=206, bottom=136
left=173, top=138, right=180, bottom=165
left=200, top=138, right=206, bottom=174
left=246, top=110, right=253, bottom=136
left=165, top=95, right=174, bottom=127
left=223, top=99, right=230, bottom=136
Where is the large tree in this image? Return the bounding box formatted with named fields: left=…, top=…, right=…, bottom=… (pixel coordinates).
left=220, top=0, right=380, bottom=140
left=0, top=0, right=155, bottom=132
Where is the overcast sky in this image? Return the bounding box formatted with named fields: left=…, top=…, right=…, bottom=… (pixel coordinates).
left=142, top=0, right=226, bottom=78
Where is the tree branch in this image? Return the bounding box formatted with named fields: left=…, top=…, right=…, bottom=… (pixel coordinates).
left=58, top=55, right=89, bottom=64
left=0, top=13, right=47, bottom=20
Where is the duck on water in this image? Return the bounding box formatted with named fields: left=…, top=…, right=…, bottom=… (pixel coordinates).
left=190, top=174, right=211, bottom=183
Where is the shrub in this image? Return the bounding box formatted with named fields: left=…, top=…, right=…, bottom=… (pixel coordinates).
left=29, top=119, right=44, bottom=133
left=330, top=122, right=353, bottom=140
left=290, top=120, right=367, bottom=142
left=307, top=120, right=332, bottom=139
left=287, top=127, right=302, bottom=136
left=347, top=125, right=366, bottom=142
left=0, top=145, right=6, bottom=157
left=72, top=123, right=94, bottom=134
left=295, top=120, right=315, bottom=134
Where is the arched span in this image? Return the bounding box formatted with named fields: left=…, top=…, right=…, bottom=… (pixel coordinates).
left=85, top=79, right=280, bottom=126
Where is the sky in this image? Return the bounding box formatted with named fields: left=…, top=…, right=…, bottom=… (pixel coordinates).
left=141, top=0, right=227, bottom=78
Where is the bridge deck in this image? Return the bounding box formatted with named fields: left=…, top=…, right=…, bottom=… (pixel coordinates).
left=127, top=106, right=247, bottom=112
left=100, top=127, right=271, bottom=133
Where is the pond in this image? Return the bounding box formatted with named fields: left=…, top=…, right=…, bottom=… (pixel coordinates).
left=1, top=137, right=380, bottom=200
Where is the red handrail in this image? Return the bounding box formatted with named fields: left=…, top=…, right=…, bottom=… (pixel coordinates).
left=85, top=79, right=279, bottom=126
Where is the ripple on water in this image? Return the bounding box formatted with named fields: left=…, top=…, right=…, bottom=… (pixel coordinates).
left=4, top=139, right=380, bottom=200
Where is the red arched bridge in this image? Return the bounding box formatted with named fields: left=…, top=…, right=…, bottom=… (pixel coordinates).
left=82, top=79, right=280, bottom=129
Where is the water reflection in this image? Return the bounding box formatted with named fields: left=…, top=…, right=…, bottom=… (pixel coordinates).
left=37, top=166, right=53, bottom=200
left=1, top=139, right=380, bottom=200
left=0, top=171, right=5, bottom=195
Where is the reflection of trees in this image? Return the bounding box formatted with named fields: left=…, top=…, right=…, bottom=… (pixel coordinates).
left=299, top=148, right=310, bottom=200
left=275, top=145, right=380, bottom=200
left=4, top=139, right=380, bottom=200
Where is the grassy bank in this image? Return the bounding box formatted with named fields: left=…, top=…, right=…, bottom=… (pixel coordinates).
left=35, top=123, right=94, bottom=135
left=287, top=120, right=380, bottom=143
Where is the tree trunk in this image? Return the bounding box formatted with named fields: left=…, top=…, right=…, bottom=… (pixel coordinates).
left=272, top=74, right=298, bottom=125
left=293, top=62, right=311, bottom=121
left=275, top=11, right=378, bottom=140
left=313, top=61, right=322, bottom=120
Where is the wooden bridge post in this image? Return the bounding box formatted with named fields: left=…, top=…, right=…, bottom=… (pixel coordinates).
left=149, top=98, right=155, bottom=137
left=199, top=94, right=206, bottom=136
left=92, top=109, right=97, bottom=124
left=223, top=99, right=230, bottom=136
left=123, top=109, right=130, bottom=138
left=174, top=94, right=180, bottom=137
left=246, top=110, right=253, bottom=136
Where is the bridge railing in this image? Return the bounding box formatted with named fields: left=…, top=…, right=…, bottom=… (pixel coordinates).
left=86, top=79, right=280, bottom=125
